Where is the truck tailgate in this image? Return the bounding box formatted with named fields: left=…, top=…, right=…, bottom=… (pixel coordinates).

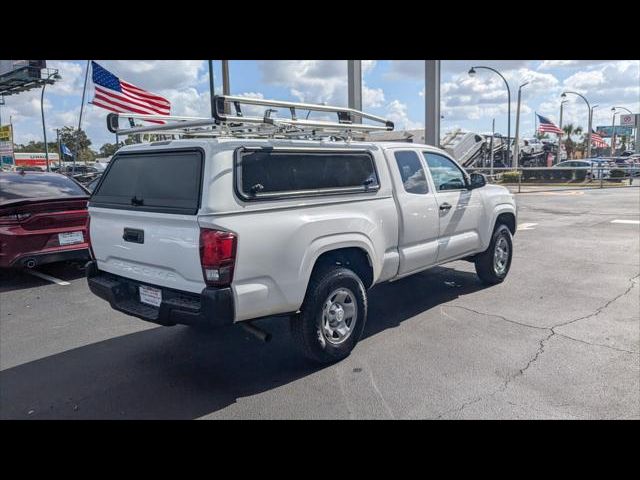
left=90, top=207, right=204, bottom=293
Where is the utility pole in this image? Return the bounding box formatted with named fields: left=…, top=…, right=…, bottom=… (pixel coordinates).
left=490, top=118, right=495, bottom=177
left=558, top=100, right=567, bottom=162
left=56, top=128, right=61, bottom=169
left=425, top=61, right=441, bottom=147
left=208, top=60, right=215, bottom=117
left=75, top=60, right=90, bottom=172
left=347, top=60, right=363, bottom=123
left=514, top=82, right=529, bottom=170
left=610, top=108, right=617, bottom=157
left=221, top=60, right=231, bottom=114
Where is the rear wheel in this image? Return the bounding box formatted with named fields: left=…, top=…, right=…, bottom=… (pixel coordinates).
left=290, top=266, right=367, bottom=364
left=474, top=224, right=513, bottom=285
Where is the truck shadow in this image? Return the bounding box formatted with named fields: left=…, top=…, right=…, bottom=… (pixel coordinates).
left=0, top=265, right=487, bottom=419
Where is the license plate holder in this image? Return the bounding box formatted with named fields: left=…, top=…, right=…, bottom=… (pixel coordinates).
left=139, top=284, right=162, bottom=308
left=58, top=231, right=84, bottom=246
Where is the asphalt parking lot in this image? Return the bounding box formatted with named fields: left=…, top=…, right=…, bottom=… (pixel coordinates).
left=1, top=187, right=639, bottom=419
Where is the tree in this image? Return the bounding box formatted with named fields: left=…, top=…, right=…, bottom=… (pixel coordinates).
left=13, top=141, right=58, bottom=153
left=562, top=124, right=584, bottom=159
left=58, top=127, right=94, bottom=163
left=99, top=143, right=119, bottom=157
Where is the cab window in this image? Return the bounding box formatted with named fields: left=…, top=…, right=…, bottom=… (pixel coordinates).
left=423, top=153, right=466, bottom=191
left=394, top=151, right=428, bottom=194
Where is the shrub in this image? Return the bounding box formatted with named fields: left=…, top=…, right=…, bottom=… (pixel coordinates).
left=502, top=171, right=521, bottom=182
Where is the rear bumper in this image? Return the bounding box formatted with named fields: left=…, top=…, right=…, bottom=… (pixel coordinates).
left=5, top=247, right=90, bottom=269
left=86, top=261, right=234, bottom=328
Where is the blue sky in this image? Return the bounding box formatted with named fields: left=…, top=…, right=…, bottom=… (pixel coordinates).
left=2, top=60, right=638, bottom=150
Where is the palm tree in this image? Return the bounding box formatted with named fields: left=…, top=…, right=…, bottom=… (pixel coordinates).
left=562, top=124, right=584, bottom=159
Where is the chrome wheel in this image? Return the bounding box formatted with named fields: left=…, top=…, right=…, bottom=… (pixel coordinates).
left=493, top=235, right=509, bottom=276
left=321, top=287, right=358, bottom=345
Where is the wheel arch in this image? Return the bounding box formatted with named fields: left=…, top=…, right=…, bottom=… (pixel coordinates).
left=301, top=235, right=378, bottom=291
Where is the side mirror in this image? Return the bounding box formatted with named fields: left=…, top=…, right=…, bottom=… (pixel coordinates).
left=468, top=172, right=486, bottom=189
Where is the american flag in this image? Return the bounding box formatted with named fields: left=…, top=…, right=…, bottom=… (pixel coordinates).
left=536, top=113, right=563, bottom=135
left=591, top=129, right=607, bottom=148
left=89, top=61, right=170, bottom=124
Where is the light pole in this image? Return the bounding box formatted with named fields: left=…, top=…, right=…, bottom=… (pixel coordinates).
left=558, top=99, right=568, bottom=162
left=40, top=70, right=61, bottom=172
left=513, top=81, right=529, bottom=169
left=587, top=105, right=599, bottom=158
left=208, top=60, right=215, bottom=117
left=611, top=106, right=633, bottom=156
left=469, top=66, right=511, bottom=166
left=562, top=91, right=592, bottom=158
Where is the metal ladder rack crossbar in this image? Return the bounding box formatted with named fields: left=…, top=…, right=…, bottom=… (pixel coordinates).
left=106, top=95, right=395, bottom=139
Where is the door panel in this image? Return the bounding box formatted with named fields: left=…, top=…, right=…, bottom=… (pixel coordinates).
left=423, top=152, right=483, bottom=262
left=387, top=150, right=440, bottom=275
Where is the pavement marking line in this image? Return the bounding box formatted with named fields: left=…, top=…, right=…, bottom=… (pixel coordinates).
left=25, top=270, right=71, bottom=286
left=611, top=219, right=640, bottom=225
left=519, top=223, right=538, bottom=230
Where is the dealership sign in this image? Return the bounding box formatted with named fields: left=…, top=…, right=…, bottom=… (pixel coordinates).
left=619, top=114, right=638, bottom=127
left=596, top=125, right=634, bottom=138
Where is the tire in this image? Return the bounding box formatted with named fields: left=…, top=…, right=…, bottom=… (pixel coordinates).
left=474, top=224, right=513, bottom=285
left=290, top=265, right=367, bottom=364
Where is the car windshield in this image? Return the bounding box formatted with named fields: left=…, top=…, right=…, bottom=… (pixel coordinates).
left=0, top=173, right=88, bottom=203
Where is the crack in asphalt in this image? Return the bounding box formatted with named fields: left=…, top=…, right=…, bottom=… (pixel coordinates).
left=436, top=274, right=639, bottom=419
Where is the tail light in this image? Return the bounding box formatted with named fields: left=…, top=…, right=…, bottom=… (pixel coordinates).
left=199, top=228, right=237, bottom=287
left=0, top=213, right=31, bottom=225
left=86, top=214, right=95, bottom=259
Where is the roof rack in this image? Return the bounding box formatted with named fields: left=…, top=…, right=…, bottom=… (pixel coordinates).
left=106, top=95, right=394, bottom=140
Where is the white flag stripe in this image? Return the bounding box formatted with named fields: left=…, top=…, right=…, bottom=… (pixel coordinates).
left=93, top=89, right=166, bottom=116
left=94, top=86, right=168, bottom=115
left=119, top=87, right=171, bottom=111
left=121, top=80, right=171, bottom=104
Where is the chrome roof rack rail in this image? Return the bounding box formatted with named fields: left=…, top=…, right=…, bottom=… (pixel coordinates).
left=106, top=95, right=394, bottom=139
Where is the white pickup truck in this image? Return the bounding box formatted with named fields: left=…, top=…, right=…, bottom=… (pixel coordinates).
left=87, top=97, right=517, bottom=363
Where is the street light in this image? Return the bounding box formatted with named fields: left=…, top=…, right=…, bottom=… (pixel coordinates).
left=514, top=81, right=529, bottom=169
left=40, top=70, right=61, bottom=172
left=611, top=106, right=633, bottom=155
left=469, top=66, right=511, bottom=166
left=557, top=99, right=569, bottom=162
left=561, top=91, right=592, bottom=158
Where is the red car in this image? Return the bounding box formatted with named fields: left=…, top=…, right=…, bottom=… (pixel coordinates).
left=0, top=171, right=91, bottom=269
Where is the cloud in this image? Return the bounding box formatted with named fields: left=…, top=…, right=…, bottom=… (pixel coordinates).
left=537, top=60, right=614, bottom=70
left=385, top=60, right=534, bottom=80
left=386, top=100, right=422, bottom=130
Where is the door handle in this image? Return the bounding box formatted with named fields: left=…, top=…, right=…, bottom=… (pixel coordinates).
left=439, top=203, right=452, bottom=211
left=123, top=228, right=144, bottom=244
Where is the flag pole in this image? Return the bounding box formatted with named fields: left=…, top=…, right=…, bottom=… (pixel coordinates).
left=74, top=60, right=90, bottom=173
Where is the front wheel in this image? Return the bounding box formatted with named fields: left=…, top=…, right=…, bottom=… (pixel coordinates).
left=474, top=224, right=513, bottom=285
left=290, top=266, right=367, bottom=364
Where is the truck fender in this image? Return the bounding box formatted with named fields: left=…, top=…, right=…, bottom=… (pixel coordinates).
left=482, top=204, right=517, bottom=250
left=299, top=233, right=379, bottom=291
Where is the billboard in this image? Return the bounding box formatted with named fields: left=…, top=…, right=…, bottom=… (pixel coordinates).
left=0, top=60, right=48, bottom=96
left=0, top=124, right=14, bottom=166
left=0, top=60, right=46, bottom=77
left=596, top=125, right=634, bottom=138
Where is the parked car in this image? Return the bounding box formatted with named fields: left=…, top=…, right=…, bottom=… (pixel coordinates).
left=0, top=171, right=91, bottom=269
left=554, top=160, right=610, bottom=179
left=59, top=165, right=100, bottom=175
left=85, top=173, right=103, bottom=193
left=87, top=103, right=517, bottom=364
left=520, top=138, right=544, bottom=156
